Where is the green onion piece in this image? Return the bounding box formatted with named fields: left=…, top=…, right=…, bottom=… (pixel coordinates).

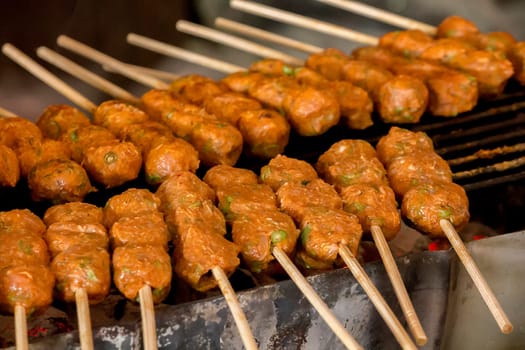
left=271, top=229, right=288, bottom=244
left=300, top=224, right=312, bottom=246
left=104, top=151, right=118, bottom=164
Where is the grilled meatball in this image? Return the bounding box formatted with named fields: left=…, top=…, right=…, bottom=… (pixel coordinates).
left=376, top=75, right=428, bottom=124
left=298, top=207, right=362, bottom=267
left=419, top=38, right=475, bottom=62
left=36, top=104, right=91, bottom=140
left=260, top=154, right=318, bottom=191
left=276, top=179, right=342, bottom=224
left=238, top=108, right=290, bottom=158
left=110, top=211, right=169, bottom=249
left=112, top=244, right=172, bottom=303
left=305, top=48, right=349, bottom=81
left=52, top=247, right=111, bottom=304
left=402, top=182, right=469, bottom=238
left=0, top=232, right=50, bottom=268
left=376, top=126, right=435, bottom=166
left=144, top=139, right=200, bottom=185
left=341, top=60, right=394, bottom=97
left=17, top=139, right=71, bottom=177
left=474, top=32, right=517, bottom=54
left=167, top=199, right=227, bottom=238
left=187, top=119, right=243, bottom=167
left=340, top=183, right=400, bottom=240
left=0, top=117, right=43, bottom=154
left=170, top=74, right=230, bottom=105
left=93, top=100, right=150, bottom=138
left=44, top=222, right=108, bottom=258
left=0, top=209, right=46, bottom=236
left=82, top=140, right=142, bottom=188
left=216, top=183, right=277, bottom=223
left=103, top=188, right=162, bottom=228
left=203, top=164, right=259, bottom=191
left=317, top=139, right=378, bottom=167
left=0, top=145, right=19, bottom=187
left=425, top=70, right=479, bottom=116
left=231, top=209, right=299, bottom=273
left=60, top=125, right=117, bottom=163
left=387, top=152, right=453, bottom=196
left=248, top=75, right=297, bottom=110
left=156, top=171, right=215, bottom=212
left=509, top=42, right=525, bottom=85
left=316, top=157, right=388, bottom=192
left=121, top=120, right=175, bottom=157
left=203, top=91, right=262, bottom=126
left=436, top=15, right=480, bottom=39
left=0, top=263, right=55, bottom=315
left=173, top=221, right=240, bottom=292
left=379, top=30, right=434, bottom=58
left=43, top=202, right=104, bottom=226
left=221, top=71, right=266, bottom=93
left=28, top=158, right=93, bottom=203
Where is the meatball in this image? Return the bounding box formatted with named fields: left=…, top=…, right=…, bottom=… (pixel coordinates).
left=155, top=171, right=215, bottom=212
left=376, top=127, right=435, bottom=166
left=36, top=104, right=91, bottom=140
left=28, top=158, right=94, bottom=203
left=425, top=70, right=479, bottom=117
left=509, top=42, right=525, bottom=85
left=216, top=183, right=277, bottom=223
left=173, top=222, right=240, bottom=292
left=238, top=108, right=290, bottom=159
left=203, top=91, right=262, bottom=126
left=0, top=117, right=43, bottom=153
left=316, top=139, right=378, bottom=176
left=51, top=247, right=111, bottom=304
left=82, top=140, right=142, bottom=188
left=0, top=145, right=19, bottom=187
left=190, top=120, right=243, bottom=167
left=248, top=75, right=297, bottom=109
left=341, top=60, right=394, bottom=97
left=0, top=264, right=55, bottom=315
left=387, top=152, right=453, bottom=196
left=317, top=157, right=388, bottom=192
left=276, top=179, right=342, bottom=224
left=340, top=183, right=400, bottom=240
left=260, top=154, right=318, bottom=191
left=103, top=188, right=162, bottom=228
left=376, top=75, right=429, bottom=124
left=0, top=209, right=46, bottom=236
left=474, top=32, right=516, bottom=54
left=43, top=202, right=104, bottom=226
left=170, top=74, right=230, bottom=105
left=110, top=212, right=169, bottom=249
left=299, top=207, right=362, bottom=266
left=44, top=222, right=108, bottom=258
left=112, top=244, right=172, bottom=303
left=419, top=38, right=475, bottom=62
left=93, top=100, right=150, bottom=138
left=221, top=71, right=266, bottom=93
left=305, top=48, right=350, bottom=81
left=231, top=209, right=299, bottom=273
left=17, top=139, right=71, bottom=177
left=402, top=182, right=469, bottom=238
left=436, top=15, right=480, bottom=39
left=203, top=164, right=259, bottom=191
left=0, top=232, right=50, bottom=267
left=167, top=199, right=226, bottom=238
left=249, top=58, right=294, bottom=76
left=144, top=139, right=200, bottom=185
left=60, top=125, right=117, bottom=163
left=378, top=30, right=434, bottom=58
left=121, top=120, right=175, bottom=157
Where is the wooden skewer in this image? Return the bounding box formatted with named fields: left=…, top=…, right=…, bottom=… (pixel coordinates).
left=338, top=244, right=417, bottom=350
left=370, top=225, right=427, bottom=345
left=1, top=43, right=97, bottom=114
left=177, top=20, right=305, bottom=66
left=36, top=46, right=141, bottom=104
left=0, top=106, right=17, bottom=117
left=440, top=219, right=513, bottom=334
left=56, top=35, right=167, bottom=90
left=176, top=20, right=304, bottom=66
left=215, top=17, right=323, bottom=55
left=229, top=0, right=379, bottom=46
left=102, top=63, right=180, bottom=82
left=127, top=33, right=244, bottom=75
left=272, top=246, right=363, bottom=350
left=75, top=288, right=94, bottom=350
left=212, top=267, right=258, bottom=350
left=14, top=304, right=28, bottom=350
left=139, top=285, right=158, bottom=350
left=313, top=0, right=437, bottom=35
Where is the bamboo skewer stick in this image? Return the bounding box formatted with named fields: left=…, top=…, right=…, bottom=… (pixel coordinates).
left=14, top=305, right=28, bottom=350
left=440, top=219, right=513, bottom=334
left=176, top=20, right=305, bottom=65
left=176, top=20, right=304, bottom=66
left=139, top=286, right=158, bottom=350
left=1, top=43, right=160, bottom=350
left=0, top=106, right=17, bottom=117
left=36, top=46, right=141, bottom=104
left=2, top=43, right=97, bottom=114
left=272, top=246, right=363, bottom=350
left=229, top=0, right=379, bottom=45
left=313, top=0, right=437, bottom=35
left=103, top=63, right=180, bottom=82
left=338, top=244, right=417, bottom=350
left=56, top=35, right=167, bottom=90
left=370, top=225, right=427, bottom=345
left=127, top=33, right=244, bottom=75
left=215, top=17, right=323, bottom=54
left=75, top=288, right=94, bottom=350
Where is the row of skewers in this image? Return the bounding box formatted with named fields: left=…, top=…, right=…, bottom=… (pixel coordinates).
left=0, top=1, right=519, bottom=349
